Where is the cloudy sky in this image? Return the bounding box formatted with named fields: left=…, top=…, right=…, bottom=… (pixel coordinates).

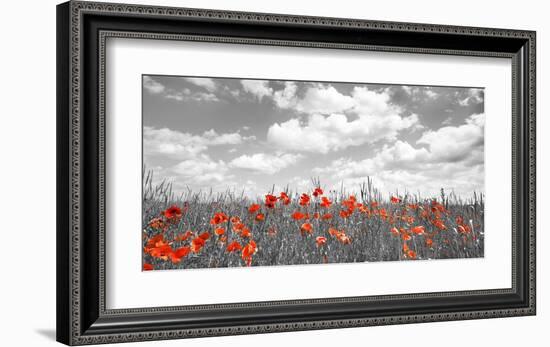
left=143, top=75, right=484, bottom=200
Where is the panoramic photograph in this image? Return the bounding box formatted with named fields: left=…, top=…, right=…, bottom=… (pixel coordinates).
left=141, top=75, right=485, bottom=271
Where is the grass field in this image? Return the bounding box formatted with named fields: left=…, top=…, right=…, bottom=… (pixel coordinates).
left=142, top=170, right=484, bottom=271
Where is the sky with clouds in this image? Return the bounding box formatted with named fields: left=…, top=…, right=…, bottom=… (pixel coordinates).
left=143, top=75, right=484, bottom=200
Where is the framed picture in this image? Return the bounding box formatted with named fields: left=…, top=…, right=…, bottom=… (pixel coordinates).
left=56, top=1, right=536, bottom=345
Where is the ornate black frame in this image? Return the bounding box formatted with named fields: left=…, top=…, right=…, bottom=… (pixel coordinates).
left=56, top=1, right=536, bottom=345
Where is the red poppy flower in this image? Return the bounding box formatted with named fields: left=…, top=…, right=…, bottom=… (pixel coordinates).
left=170, top=246, right=191, bottom=263
left=426, top=238, right=433, bottom=247
left=403, top=215, right=415, bottom=224
left=300, top=223, right=313, bottom=234
left=148, top=217, right=166, bottom=230
left=144, top=234, right=168, bottom=252
left=226, top=241, right=242, bottom=253
left=411, top=225, right=425, bottom=235
left=291, top=211, right=306, bottom=220
left=299, top=193, right=310, bottom=206
left=255, top=213, right=265, bottom=222
left=407, top=250, right=417, bottom=259
left=241, top=240, right=257, bottom=266
left=321, top=213, right=333, bottom=220
left=143, top=263, right=154, bottom=271
left=248, top=204, right=261, bottom=214
left=279, top=192, right=291, bottom=205
left=337, top=233, right=351, bottom=244
left=339, top=209, right=351, bottom=218
left=210, top=212, right=229, bottom=225
left=214, top=228, right=225, bottom=236
left=175, top=230, right=194, bottom=242
left=457, top=225, right=471, bottom=234
left=327, top=227, right=351, bottom=244
left=198, top=231, right=210, bottom=240
left=163, top=205, right=183, bottom=220
left=240, top=228, right=252, bottom=238
left=456, top=216, right=471, bottom=234
left=408, top=203, right=419, bottom=210
left=191, top=237, right=206, bottom=253
left=328, top=227, right=339, bottom=237
left=433, top=219, right=447, bottom=230
left=265, top=194, right=278, bottom=208
left=390, top=196, right=401, bottom=204
left=328, top=228, right=350, bottom=244
left=313, top=187, right=324, bottom=197
left=390, top=227, right=399, bottom=236
left=230, top=216, right=242, bottom=224
left=149, top=244, right=174, bottom=260
left=320, top=196, right=332, bottom=208
left=358, top=204, right=370, bottom=214
left=316, top=236, right=327, bottom=247
left=232, top=222, right=245, bottom=232
left=342, top=196, right=357, bottom=210
left=431, top=201, right=446, bottom=214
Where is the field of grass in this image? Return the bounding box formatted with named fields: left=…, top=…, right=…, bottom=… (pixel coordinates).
left=142, top=171, right=484, bottom=271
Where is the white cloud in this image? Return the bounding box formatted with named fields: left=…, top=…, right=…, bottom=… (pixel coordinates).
left=241, top=83, right=411, bottom=129
left=146, top=155, right=238, bottom=198
left=143, top=76, right=219, bottom=103
left=229, top=89, right=242, bottom=99
left=313, top=140, right=429, bottom=179
left=296, top=85, right=355, bottom=114
left=266, top=86, right=418, bottom=153
left=336, top=164, right=484, bottom=199
left=144, top=125, right=259, bottom=196
left=395, top=85, right=440, bottom=102
left=143, top=76, right=165, bottom=94
left=191, top=92, right=219, bottom=102
left=144, top=127, right=206, bottom=159
left=442, top=116, right=453, bottom=125
left=273, top=81, right=298, bottom=109
left=241, top=80, right=273, bottom=100
left=417, top=113, right=484, bottom=163
left=171, top=154, right=230, bottom=184
left=458, top=88, right=484, bottom=106
left=183, top=77, right=217, bottom=92
left=229, top=153, right=303, bottom=174
left=425, top=89, right=438, bottom=99
left=312, top=113, right=485, bottom=198
left=288, top=176, right=312, bottom=194
left=143, top=126, right=250, bottom=159
left=239, top=82, right=354, bottom=113
left=267, top=112, right=419, bottom=154
left=351, top=87, right=400, bottom=116
left=270, top=83, right=355, bottom=115
left=165, top=88, right=219, bottom=102
left=202, top=129, right=248, bottom=145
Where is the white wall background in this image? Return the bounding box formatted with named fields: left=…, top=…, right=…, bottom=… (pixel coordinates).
left=0, top=0, right=546, bottom=346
